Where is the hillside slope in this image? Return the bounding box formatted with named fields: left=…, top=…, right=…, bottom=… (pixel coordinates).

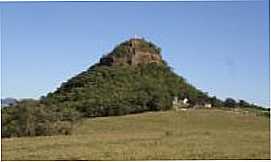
left=2, top=109, right=270, bottom=160
left=43, top=38, right=209, bottom=117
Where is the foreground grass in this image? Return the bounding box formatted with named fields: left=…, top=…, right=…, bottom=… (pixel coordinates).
left=2, top=108, right=270, bottom=160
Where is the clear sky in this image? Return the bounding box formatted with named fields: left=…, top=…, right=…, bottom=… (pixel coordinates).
left=1, top=1, right=269, bottom=107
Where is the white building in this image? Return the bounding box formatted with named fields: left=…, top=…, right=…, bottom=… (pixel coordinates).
left=204, top=103, right=212, bottom=108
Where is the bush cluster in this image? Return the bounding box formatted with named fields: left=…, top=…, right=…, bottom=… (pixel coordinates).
left=2, top=100, right=81, bottom=138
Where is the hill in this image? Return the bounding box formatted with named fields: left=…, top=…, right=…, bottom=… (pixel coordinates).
left=1, top=38, right=267, bottom=139
left=2, top=38, right=211, bottom=138
left=2, top=109, right=270, bottom=160
left=42, top=38, right=210, bottom=118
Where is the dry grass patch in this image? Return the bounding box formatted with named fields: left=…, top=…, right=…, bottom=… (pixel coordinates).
left=2, top=109, right=270, bottom=160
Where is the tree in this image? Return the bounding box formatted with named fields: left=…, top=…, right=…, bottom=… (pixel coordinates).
left=238, top=99, right=250, bottom=107
left=210, top=96, right=223, bottom=107
left=1, top=100, right=80, bottom=138
left=224, top=98, right=237, bottom=108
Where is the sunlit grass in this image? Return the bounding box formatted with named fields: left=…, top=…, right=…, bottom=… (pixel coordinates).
left=2, top=108, right=270, bottom=160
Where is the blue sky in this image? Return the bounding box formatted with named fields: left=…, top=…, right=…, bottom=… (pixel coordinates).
left=1, top=1, right=269, bottom=107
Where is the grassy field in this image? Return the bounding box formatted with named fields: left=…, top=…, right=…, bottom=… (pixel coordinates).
left=2, top=108, right=270, bottom=160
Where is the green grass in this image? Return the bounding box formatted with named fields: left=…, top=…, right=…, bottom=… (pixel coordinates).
left=2, top=108, right=270, bottom=160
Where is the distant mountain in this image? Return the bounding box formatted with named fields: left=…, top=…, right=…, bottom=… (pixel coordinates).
left=1, top=98, right=17, bottom=108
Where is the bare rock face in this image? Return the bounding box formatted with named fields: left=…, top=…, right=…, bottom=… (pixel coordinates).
left=99, top=38, right=163, bottom=66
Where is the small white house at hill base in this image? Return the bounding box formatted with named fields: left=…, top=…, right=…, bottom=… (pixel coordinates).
left=173, top=96, right=190, bottom=110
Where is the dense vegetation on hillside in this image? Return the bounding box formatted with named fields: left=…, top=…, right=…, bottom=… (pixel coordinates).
left=43, top=63, right=208, bottom=117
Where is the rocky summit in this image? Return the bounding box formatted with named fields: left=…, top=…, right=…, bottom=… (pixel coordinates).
left=99, top=38, right=163, bottom=66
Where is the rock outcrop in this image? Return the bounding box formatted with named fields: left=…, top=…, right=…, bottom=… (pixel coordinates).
left=99, top=38, right=162, bottom=66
